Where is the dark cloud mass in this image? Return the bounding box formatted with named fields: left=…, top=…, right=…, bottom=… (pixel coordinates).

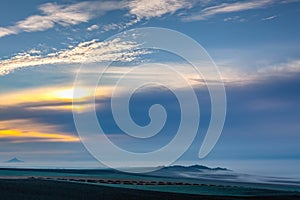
left=1, top=73, right=299, bottom=161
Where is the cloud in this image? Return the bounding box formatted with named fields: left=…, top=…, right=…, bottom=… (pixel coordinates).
left=1, top=64, right=299, bottom=161
left=262, top=15, right=277, bottom=21
left=258, top=59, right=300, bottom=74
left=0, top=119, right=79, bottom=143
left=127, top=0, right=193, bottom=19
left=28, top=49, right=42, bottom=54
left=99, top=0, right=195, bottom=32
left=0, top=1, right=122, bottom=38
left=126, top=0, right=297, bottom=22
left=183, top=0, right=274, bottom=21
left=0, top=0, right=298, bottom=39
left=102, top=23, right=123, bottom=32
left=223, top=16, right=246, bottom=22
left=16, top=15, right=55, bottom=32
left=0, top=86, right=85, bottom=135
left=0, top=84, right=114, bottom=114
left=0, top=38, right=150, bottom=76
left=87, top=24, right=99, bottom=31
left=100, top=17, right=141, bottom=33
left=210, top=58, right=300, bottom=85
left=0, top=27, right=17, bottom=37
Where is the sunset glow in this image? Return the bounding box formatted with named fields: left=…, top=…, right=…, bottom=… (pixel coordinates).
left=51, top=87, right=92, bottom=101
left=0, top=129, right=79, bottom=142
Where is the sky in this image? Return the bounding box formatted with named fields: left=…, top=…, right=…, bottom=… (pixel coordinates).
left=0, top=0, right=300, bottom=175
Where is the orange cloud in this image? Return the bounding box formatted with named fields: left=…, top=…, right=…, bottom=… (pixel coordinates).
left=0, top=129, right=79, bottom=143
left=0, top=119, right=79, bottom=143
left=0, top=85, right=112, bottom=143
left=0, top=85, right=112, bottom=112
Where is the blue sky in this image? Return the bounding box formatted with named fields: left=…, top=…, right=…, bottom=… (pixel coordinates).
left=0, top=0, right=300, bottom=174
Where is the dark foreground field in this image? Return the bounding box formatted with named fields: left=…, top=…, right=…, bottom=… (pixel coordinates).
left=1, top=179, right=300, bottom=200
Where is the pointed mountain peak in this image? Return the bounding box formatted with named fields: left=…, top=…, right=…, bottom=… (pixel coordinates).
left=6, top=157, right=24, bottom=163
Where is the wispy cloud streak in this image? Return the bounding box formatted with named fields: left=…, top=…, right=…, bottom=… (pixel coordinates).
left=0, top=38, right=149, bottom=76
left=183, top=0, right=274, bottom=21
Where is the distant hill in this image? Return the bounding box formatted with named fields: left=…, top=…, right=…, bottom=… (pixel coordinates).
left=146, top=164, right=231, bottom=179
left=161, top=165, right=229, bottom=171
left=6, top=157, right=24, bottom=163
